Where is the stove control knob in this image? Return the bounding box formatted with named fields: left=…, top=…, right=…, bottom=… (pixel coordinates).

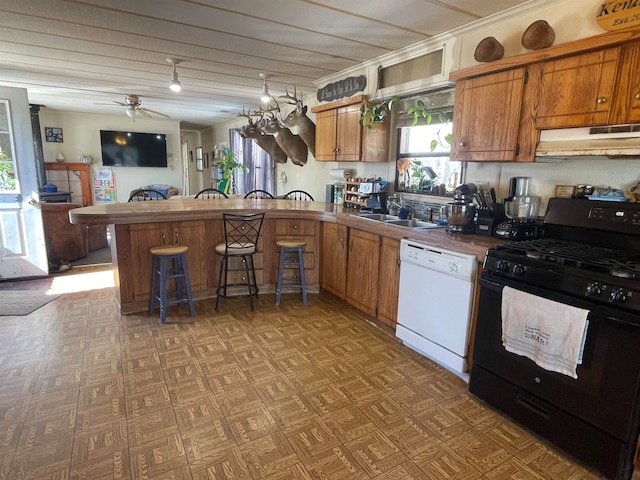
left=610, top=289, right=627, bottom=304
left=585, top=283, right=602, bottom=297
left=512, top=264, right=526, bottom=276
left=495, top=260, right=509, bottom=273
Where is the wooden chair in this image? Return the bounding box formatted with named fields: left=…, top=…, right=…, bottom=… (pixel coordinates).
left=128, top=188, right=167, bottom=201
left=243, top=189, right=275, bottom=199
left=194, top=188, right=229, bottom=199
left=215, top=212, right=265, bottom=312
left=283, top=190, right=314, bottom=201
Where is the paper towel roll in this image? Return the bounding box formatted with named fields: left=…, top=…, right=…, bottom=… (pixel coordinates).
left=329, top=169, right=355, bottom=180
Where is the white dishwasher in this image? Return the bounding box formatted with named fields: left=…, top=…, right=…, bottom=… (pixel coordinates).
left=396, top=238, right=477, bottom=379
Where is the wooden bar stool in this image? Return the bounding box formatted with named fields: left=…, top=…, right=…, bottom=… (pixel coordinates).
left=275, top=239, right=308, bottom=306
left=149, top=244, right=195, bottom=324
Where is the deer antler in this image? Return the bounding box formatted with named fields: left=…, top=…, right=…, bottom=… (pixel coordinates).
left=279, top=86, right=300, bottom=106
left=237, top=106, right=255, bottom=125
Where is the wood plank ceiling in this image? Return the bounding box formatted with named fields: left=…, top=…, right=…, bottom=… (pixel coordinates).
left=0, top=0, right=532, bottom=128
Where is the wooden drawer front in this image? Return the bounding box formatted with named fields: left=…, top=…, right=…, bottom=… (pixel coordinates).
left=275, top=219, right=316, bottom=236
left=222, top=269, right=264, bottom=286
left=222, top=253, right=264, bottom=270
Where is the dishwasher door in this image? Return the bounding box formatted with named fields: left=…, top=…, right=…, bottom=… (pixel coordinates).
left=396, top=239, right=476, bottom=376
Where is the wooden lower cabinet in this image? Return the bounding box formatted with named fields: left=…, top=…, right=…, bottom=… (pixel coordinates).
left=116, top=221, right=207, bottom=304
left=321, top=222, right=347, bottom=298
left=377, top=237, right=400, bottom=328
left=273, top=219, right=317, bottom=287
left=321, top=226, right=401, bottom=325
left=345, top=229, right=380, bottom=317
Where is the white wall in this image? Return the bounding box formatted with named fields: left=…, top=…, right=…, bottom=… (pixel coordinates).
left=39, top=109, right=182, bottom=202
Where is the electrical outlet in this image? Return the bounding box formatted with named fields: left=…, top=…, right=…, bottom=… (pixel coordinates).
left=280, top=172, right=287, bottom=184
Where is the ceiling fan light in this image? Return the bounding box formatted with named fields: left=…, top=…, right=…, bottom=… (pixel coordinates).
left=125, top=108, right=137, bottom=118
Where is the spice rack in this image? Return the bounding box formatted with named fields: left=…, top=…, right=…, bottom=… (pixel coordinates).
left=344, top=180, right=367, bottom=208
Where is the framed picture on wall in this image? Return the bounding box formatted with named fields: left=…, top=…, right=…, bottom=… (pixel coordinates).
left=189, top=150, right=193, bottom=163
left=45, top=127, right=63, bottom=143
left=196, top=158, right=203, bottom=172
left=203, top=152, right=209, bottom=168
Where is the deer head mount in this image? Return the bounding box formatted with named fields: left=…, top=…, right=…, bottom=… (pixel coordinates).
left=258, top=97, right=308, bottom=166
left=237, top=107, right=287, bottom=164
left=278, top=87, right=316, bottom=157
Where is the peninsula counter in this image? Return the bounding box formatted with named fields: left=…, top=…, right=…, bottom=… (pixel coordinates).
left=70, top=199, right=505, bottom=314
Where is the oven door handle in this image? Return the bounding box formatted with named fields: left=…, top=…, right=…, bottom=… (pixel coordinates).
left=517, top=394, right=550, bottom=419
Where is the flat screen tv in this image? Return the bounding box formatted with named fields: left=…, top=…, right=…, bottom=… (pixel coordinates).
left=100, top=130, right=168, bottom=167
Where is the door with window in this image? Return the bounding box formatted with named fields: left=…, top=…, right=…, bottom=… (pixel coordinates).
left=0, top=87, right=48, bottom=278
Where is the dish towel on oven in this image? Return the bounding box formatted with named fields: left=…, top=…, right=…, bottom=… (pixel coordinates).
left=501, top=286, right=590, bottom=379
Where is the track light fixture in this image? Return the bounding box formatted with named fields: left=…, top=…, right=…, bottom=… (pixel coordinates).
left=259, top=73, right=271, bottom=103
left=167, top=58, right=182, bottom=92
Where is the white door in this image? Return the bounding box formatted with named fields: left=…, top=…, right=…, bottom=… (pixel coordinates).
left=0, top=87, right=48, bottom=278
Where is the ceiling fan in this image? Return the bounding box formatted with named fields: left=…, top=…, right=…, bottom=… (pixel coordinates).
left=109, top=94, right=171, bottom=119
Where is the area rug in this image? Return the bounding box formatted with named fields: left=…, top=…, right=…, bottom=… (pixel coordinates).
left=0, top=290, right=61, bottom=316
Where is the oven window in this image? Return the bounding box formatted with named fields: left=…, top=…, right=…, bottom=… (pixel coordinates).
left=395, top=117, right=462, bottom=196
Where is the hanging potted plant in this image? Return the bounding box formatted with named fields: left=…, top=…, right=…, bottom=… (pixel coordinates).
left=214, top=145, right=248, bottom=195
left=359, top=96, right=400, bottom=129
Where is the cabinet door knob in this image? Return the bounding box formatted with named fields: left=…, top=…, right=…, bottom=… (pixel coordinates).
left=459, top=142, right=466, bottom=148
left=635, top=93, right=640, bottom=100
left=597, top=97, right=607, bottom=105
left=293, top=224, right=298, bottom=229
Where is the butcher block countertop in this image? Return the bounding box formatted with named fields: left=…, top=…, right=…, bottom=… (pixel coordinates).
left=69, top=198, right=507, bottom=263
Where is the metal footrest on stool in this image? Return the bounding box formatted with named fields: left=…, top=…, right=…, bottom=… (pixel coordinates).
left=275, top=240, right=308, bottom=306
left=149, top=245, right=196, bottom=324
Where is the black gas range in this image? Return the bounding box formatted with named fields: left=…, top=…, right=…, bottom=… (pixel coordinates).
left=472, top=198, right=640, bottom=480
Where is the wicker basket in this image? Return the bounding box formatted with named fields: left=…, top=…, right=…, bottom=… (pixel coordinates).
left=474, top=37, right=504, bottom=62
left=522, top=20, right=555, bottom=50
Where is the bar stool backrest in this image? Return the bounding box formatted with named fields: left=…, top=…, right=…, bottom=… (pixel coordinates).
left=128, top=188, right=168, bottom=201
left=195, top=188, right=229, bottom=199
left=243, top=189, right=275, bottom=199
left=283, top=190, right=314, bottom=201
left=222, top=212, right=265, bottom=254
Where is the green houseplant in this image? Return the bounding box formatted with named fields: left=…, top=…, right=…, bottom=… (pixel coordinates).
left=359, top=96, right=400, bottom=129
left=214, top=145, right=248, bottom=195
left=0, top=149, right=15, bottom=191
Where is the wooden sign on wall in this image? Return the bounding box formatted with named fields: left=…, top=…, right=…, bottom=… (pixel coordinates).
left=596, top=1, right=640, bottom=31
left=317, top=75, right=366, bottom=103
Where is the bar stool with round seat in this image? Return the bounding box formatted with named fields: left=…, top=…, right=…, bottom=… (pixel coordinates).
left=149, top=244, right=196, bottom=324
left=275, top=239, right=308, bottom=306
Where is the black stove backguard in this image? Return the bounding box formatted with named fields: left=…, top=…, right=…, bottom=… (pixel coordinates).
left=471, top=198, right=640, bottom=480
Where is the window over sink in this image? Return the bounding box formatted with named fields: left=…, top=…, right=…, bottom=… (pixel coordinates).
left=395, top=110, right=462, bottom=196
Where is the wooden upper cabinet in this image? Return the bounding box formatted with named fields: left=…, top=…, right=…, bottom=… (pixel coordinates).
left=451, top=68, right=526, bottom=162
left=312, top=95, right=389, bottom=162
left=534, top=47, right=620, bottom=129
left=334, top=104, right=363, bottom=161
left=611, top=41, right=640, bottom=124
left=315, top=109, right=339, bottom=161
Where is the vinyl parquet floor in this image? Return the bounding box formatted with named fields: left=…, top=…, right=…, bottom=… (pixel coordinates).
left=0, top=273, right=628, bottom=479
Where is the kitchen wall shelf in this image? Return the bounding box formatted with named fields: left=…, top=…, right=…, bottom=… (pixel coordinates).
left=344, top=180, right=367, bottom=208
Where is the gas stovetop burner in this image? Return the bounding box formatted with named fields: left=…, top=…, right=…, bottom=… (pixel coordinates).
left=494, top=239, right=640, bottom=279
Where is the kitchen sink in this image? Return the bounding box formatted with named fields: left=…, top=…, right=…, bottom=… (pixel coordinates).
left=354, top=213, right=400, bottom=221
left=385, top=219, right=444, bottom=229
left=353, top=213, right=444, bottom=229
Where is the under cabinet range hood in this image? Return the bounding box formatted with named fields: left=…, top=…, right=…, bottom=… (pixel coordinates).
left=535, top=124, right=640, bottom=159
